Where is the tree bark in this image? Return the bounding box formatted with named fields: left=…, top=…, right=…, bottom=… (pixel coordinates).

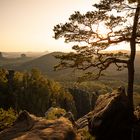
left=127, top=1, right=140, bottom=119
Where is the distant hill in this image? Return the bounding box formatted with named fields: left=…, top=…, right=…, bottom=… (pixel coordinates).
left=0, top=51, right=49, bottom=70
left=0, top=57, right=34, bottom=69
left=1, top=51, right=49, bottom=58
left=15, top=52, right=76, bottom=81
left=1, top=51, right=140, bottom=83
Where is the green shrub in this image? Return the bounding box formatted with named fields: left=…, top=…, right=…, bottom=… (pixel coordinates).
left=45, top=107, right=66, bottom=120
left=78, top=128, right=95, bottom=140
left=0, top=108, right=17, bottom=131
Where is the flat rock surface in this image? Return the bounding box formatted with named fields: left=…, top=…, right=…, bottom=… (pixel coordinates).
left=0, top=111, right=78, bottom=140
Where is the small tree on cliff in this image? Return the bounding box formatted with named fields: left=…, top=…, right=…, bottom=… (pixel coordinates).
left=53, top=0, right=140, bottom=117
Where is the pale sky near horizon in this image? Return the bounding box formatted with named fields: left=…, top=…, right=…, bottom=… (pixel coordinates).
left=0, top=0, right=94, bottom=52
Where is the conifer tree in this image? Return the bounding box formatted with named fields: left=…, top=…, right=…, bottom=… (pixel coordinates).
left=54, top=0, right=140, bottom=118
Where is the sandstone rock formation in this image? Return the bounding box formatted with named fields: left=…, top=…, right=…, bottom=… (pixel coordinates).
left=0, top=111, right=79, bottom=140
left=1, top=87, right=140, bottom=140
left=88, top=86, right=132, bottom=140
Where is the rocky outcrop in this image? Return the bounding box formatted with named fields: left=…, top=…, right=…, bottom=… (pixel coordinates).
left=88, top=86, right=132, bottom=140
left=75, top=87, right=140, bottom=140
left=69, top=88, right=97, bottom=118
left=0, top=87, right=139, bottom=140
left=0, top=111, right=79, bottom=140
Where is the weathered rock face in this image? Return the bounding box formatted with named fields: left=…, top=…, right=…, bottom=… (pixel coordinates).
left=69, top=88, right=97, bottom=118
left=88, top=87, right=132, bottom=140
left=0, top=111, right=79, bottom=140
left=134, top=105, right=140, bottom=140
left=134, top=105, right=140, bottom=120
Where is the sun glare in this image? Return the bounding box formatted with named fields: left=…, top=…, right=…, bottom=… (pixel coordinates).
left=93, top=22, right=111, bottom=38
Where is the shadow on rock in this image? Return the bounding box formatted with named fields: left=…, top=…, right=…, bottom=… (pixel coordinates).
left=88, top=86, right=132, bottom=140
left=0, top=110, right=79, bottom=140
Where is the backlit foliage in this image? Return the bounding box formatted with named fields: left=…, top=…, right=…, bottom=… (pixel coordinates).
left=54, top=0, right=140, bottom=80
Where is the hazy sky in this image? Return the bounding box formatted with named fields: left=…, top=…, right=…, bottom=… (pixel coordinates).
left=0, top=0, right=94, bottom=52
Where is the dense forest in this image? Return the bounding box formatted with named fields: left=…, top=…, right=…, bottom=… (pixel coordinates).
left=0, top=67, right=103, bottom=119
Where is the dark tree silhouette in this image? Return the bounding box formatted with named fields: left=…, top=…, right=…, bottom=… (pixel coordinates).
left=53, top=0, right=140, bottom=119
left=0, top=52, right=3, bottom=58
left=21, top=53, right=26, bottom=58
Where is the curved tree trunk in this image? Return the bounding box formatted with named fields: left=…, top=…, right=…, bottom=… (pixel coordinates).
left=127, top=61, right=135, bottom=119
left=127, top=1, right=140, bottom=119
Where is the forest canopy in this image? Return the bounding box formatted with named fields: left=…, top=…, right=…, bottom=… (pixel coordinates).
left=0, top=68, right=76, bottom=116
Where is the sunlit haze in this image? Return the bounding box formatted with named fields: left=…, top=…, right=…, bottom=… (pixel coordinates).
left=0, top=0, right=95, bottom=52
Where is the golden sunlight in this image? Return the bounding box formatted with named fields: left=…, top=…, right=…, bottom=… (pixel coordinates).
left=0, top=0, right=93, bottom=52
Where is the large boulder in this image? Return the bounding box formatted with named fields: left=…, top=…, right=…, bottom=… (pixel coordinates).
left=88, top=87, right=132, bottom=140
left=0, top=111, right=79, bottom=140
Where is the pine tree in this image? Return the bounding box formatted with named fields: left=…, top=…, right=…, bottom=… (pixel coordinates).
left=53, top=0, right=140, bottom=119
